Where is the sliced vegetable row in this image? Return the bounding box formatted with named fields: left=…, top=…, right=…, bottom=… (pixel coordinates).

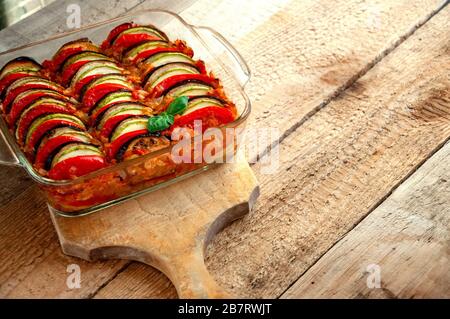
left=102, top=23, right=236, bottom=132
left=45, top=39, right=166, bottom=162
left=0, top=22, right=238, bottom=180
left=0, top=57, right=107, bottom=180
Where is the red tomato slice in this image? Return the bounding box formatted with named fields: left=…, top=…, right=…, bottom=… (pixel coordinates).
left=150, top=74, right=218, bottom=98
left=27, top=119, right=84, bottom=152
left=113, top=33, right=162, bottom=52
left=2, top=82, right=63, bottom=113
left=0, top=73, right=34, bottom=96
left=8, top=91, right=67, bottom=126
left=172, top=106, right=235, bottom=132
left=61, top=60, right=90, bottom=86
left=35, top=135, right=86, bottom=169
left=44, top=47, right=84, bottom=72
left=82, top=83, right=131, bottom=111
left=16, top=104, right=74, bottom=143
left=90, top=102, right=122, bottom=125
left=48, top=155, right=106, bottom=180
left=101, top=22, right=134, bottom=50
left=72, top=74, right=102, bottom=96
left=99, top=114, right=137, bottom=139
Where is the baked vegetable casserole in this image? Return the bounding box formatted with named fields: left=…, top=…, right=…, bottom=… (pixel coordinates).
left=0, top=22, right=238, bottom=213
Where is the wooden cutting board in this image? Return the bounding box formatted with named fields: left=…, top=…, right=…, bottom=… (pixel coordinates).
left=49, top=153, right=259, bottom=299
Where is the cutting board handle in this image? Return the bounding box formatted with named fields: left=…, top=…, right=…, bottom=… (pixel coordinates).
left=162, top=248, right=230, bottom=298
left=51, top=157, right=259, bottom=299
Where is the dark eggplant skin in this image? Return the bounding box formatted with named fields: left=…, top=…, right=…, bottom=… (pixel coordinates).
left=43, top=141, right=95, bottom=171
left=161, top=79, right=216, bottom=97
left=57, top=37, right=91, bottom=49
left=108, top=115, right=150, bottom=142
left=32, top=124, right=84, bottom=155
left=142, top=62, right=201, bottom=87
left=78, top=72, right=124, bottom=101
left=112, top=25, right=170, bottom=47
left=187, top=95, right=226, bottom=105
left=115, top=133, right=150, bottom=161
left=59, top=50, right=108, bottom=75
left=115, top=133, right=169, bottom=162
left=89, top=88, right=133, bottom=116
left=94, top=101, right=147, bottom=129
left=0, top=56, right=41, bottom=76
left=53, top=38, right=93, bottom=58
left=122, top=40, right=169, bottom=57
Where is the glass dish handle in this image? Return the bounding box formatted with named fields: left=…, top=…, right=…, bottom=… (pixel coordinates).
left=190, top=25, right=251, bottom=87
left=0, top=126, right=20, bottom=167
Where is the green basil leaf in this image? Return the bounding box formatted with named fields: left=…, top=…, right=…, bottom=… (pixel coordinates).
left=166, top=113, right=175, bottom=125
left=147, top=113, right=174, bottom=133
left=167, top=96, right=189, bottom=115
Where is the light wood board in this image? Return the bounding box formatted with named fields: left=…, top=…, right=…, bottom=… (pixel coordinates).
left=0, top=0, right=448, bottom=298
left=282, top=142, right=450, bottom=299
left=50, top=157, right=259, bottom=299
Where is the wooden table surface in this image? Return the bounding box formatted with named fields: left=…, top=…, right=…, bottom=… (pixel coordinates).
left=0, top=0, right=449, bottom=298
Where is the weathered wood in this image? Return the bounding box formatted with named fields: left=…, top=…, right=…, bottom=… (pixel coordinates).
left=93, top=263, right=178, bottom=299
left=282, top=142, right=450, bottom=299
left=203, top=5, right=450, bottom=298
left=182, top=0, right=447, bottom=159
left=0, top=186, right=129, bottom=298
left=51, top=156, right=259, bottom=299
left=94, top=1, right=450, bottom=298
left=0, top=0, right=197, bottom=299
left=0, top=0, right=448, bottom=298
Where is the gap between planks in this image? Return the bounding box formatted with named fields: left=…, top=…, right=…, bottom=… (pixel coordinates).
left=277, top=137, right=450, bottom=298
left=92, top=1, right=450, bottom=298
left=273, top=1, right=449, bottom=298
left=0, top=0, right=448, bottom=298
left=195, top=1, right=449, bottom=293
left=254, top=0, right=448, bottom=164
left=282, top=141, right=450, bottom=298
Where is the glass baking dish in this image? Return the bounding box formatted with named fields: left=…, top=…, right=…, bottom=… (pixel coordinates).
left=0, top=9, right=251, bottom=217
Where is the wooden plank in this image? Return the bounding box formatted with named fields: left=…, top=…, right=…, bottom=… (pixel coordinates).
left=0, top=0, right=447, bottom=298
left=181, top=0, right=447, bottom=159
left=51, top=157, right=259, bottom=299
left=93, top=263, right=178, bottom=299
left=94, top=3, right=450, bottom=298
left=282, top=142, right=450, bottom=299
left=0, top=0, right=197, bottom=299
left=0, top=186, right=129, bottom=298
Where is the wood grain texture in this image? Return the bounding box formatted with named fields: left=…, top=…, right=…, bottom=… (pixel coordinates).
left=0, top=0, right=197, bottom=299
left=94, top=1, right=450, bottom=298
left=0, top=186, right=129, bottom=298
left=203, top=5, right=450, bottom=298
left=282, top=142, right=450, bottom=299
left=182, top=0, right=446, bottom=160
left=0, top=0, right=448, bottom=298
left=51, top=157, right=259, bottom=299
left=94, top=263, right=178, bottom=299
